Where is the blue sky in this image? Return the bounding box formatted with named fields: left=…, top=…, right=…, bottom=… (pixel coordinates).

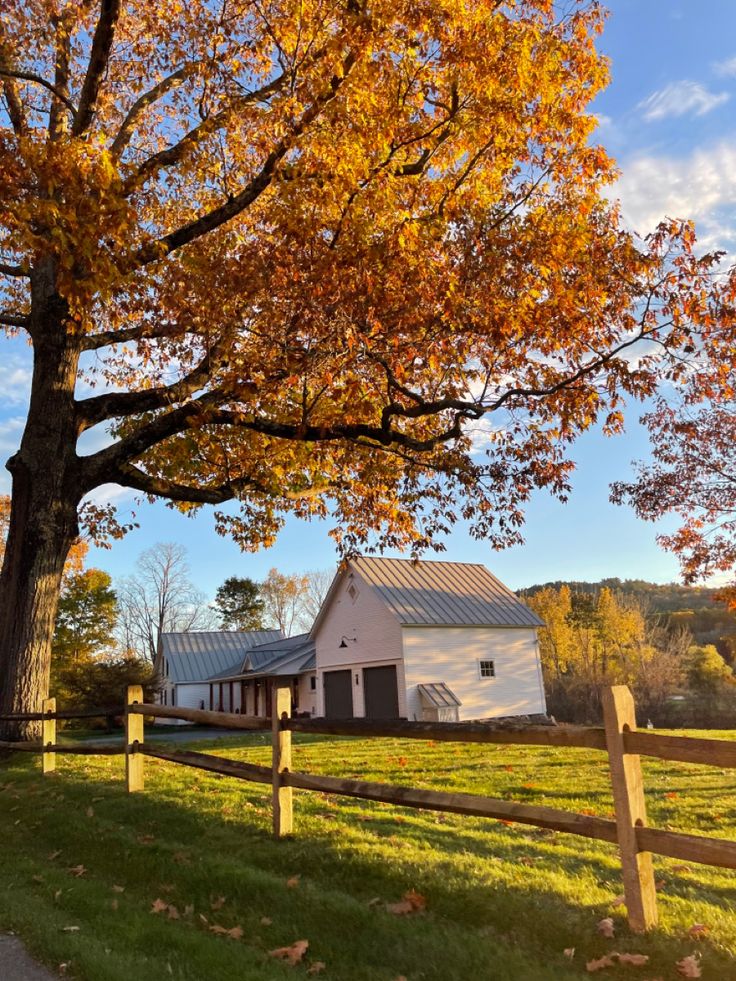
left=2, top=2, right=735, bottom=596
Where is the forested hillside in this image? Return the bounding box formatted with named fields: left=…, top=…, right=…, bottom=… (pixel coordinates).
left=520, top=579, right=736, bottom=663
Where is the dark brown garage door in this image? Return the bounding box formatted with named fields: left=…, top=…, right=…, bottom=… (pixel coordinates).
left=363, top=665, right=400, bottom=719
left=323, top=669, right=353, bottom=719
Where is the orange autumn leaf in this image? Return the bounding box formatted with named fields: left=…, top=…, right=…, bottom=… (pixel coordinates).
left=676, top=954, right=702, bottom=978
left=586, top=954, right=616, bottom=972
left=688, top=924, right=710, bottom=940
left=616, top=953, right=649, bottom=966
left=387, top=890, right=426, bottom=915
left=596, top=918, right=615, bottom=938
left=150, top=899, right=169, bottom=914
left=269, top=940, right=309, bottom=966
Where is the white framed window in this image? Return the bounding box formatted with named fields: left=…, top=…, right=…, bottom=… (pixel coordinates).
left=478, top=659, right=496, bottom=679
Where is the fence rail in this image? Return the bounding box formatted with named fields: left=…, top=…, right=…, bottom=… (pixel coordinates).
left=1, top=685, right=735, bottom=933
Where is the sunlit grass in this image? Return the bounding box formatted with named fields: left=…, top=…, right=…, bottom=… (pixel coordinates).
left=1, top=730, right=735, bottom=980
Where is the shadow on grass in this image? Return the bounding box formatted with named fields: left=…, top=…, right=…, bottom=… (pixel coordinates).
left=1, top=753, right=733, bottom=981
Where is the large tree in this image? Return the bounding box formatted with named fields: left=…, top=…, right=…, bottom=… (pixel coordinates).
left=0, top=1, right=721, bottom=735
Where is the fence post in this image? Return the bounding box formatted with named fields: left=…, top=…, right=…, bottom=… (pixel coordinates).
left=272, top=684, right=293, bottom=838
left=602, top=685, right=657, bottom=932
left=41, top=698, right=56, bottom=775
left=125, top=685, right=144, bottom=793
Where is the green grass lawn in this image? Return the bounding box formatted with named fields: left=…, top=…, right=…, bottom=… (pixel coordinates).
left=1, top=730, right=735, bottom=981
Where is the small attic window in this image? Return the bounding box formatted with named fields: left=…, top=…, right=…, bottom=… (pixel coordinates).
left=347, top=582, right=359, bottom=603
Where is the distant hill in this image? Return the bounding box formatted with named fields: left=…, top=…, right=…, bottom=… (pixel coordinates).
left=518, top=578, right=736, bottom=661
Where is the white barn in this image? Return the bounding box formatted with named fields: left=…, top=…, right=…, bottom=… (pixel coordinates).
left=154, top=557, right=547, bottom=723
left=311, top=557, right=546, bottom=722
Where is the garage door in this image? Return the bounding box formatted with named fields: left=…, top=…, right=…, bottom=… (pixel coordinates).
left=323, top=669, right=353, bottom=719
left=363, top=665, right=400, bottom=719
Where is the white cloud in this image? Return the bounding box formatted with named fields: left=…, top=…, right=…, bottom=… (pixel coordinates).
left=713, top=55, right=736, bottom=77
left=0, top=416, right=24, bottom=454
left=638, top=80, right=729, bottom=121
left=0, top=356, right=31, bottom=407
left=612, top=140, right=736, bottom=252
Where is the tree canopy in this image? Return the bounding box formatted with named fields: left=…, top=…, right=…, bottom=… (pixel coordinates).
left=0, top=0, right=727, bottom=730
left=214, top=575, right=265, bottom=631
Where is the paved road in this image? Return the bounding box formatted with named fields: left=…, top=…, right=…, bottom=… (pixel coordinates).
left=0, top=935, right=57, bottom=980
left=85, top=726, right=267, bottom=747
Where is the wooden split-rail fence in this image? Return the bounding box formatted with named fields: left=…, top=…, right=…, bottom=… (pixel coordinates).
left=1, top=684, right=735, bottom=934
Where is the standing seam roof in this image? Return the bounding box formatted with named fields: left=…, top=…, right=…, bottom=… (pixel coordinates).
left=350, top=557, right=544, bottom=628
left=160, top=630, right=283, bottom=683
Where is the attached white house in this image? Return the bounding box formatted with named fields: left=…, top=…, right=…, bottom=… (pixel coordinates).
left=155, top=557, right=547, bottom=723
left=155, top=629, right=283, bottom=722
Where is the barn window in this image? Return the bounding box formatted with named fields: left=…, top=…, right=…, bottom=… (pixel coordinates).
left=347, top=582, right=359, bottom=602
left=310, top=676, right=317, bottom=691
left=478, top=659, right=496, bottom=679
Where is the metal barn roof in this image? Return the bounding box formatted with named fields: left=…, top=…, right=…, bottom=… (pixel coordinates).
left=207, top=633, right=316, bottom=682
left=347, top=557, right=544, bottom=629
left=159, top=630, right=283, bottom=684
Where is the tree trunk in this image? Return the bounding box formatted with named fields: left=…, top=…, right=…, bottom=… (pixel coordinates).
left=0, top=264, right=82, bottom=740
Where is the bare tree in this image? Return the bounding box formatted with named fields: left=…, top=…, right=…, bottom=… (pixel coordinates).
left=300, top=569, right=335, bottom=631
left=116, top=543, right=216, bottom=662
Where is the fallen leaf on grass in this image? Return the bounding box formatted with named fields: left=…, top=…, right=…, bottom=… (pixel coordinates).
left=209, top=924, right=243, bottom=940
left=286, top=875, right=301, bottom=888
left=112, top=885, right=125, bottom=893
left=617, top=953, right=649, bottom=966
left=151, top=898, right=169, bottom=914
left=86, top=806, right=94, bottom=818
left=672, top=865, right=691, bottom=874
left=61, top=926, right=80, bottom=933
left=563, top=948, right=575, bottom=959
left=586, top=952, right=650, bottom=972
left=307, top=962, right=326, bottom=975
left=260, top=917, right=272, bottom=926
left=210, top=895, right=226, bottom=910
left=48, top=850, right=62, bottom=861
left=387, top=890, right=426, bottom=915
left=184, top=905, right=194, bottom=917
left=167, top=905, right=180, bottom=920
left=586, top=954, right=616, bottom=972
left=597, top=918, right=615, bottom=938
left=269, top=939, right=309, bottom=966
left=688, top=924, right=710, bottom=940
left=676, top=954, right=702, bottom=978
left=68, top=865, right=87, bottom=877
left=137, top=834, right=156, bottom=845
left=32, top=875, right=44, bottom=884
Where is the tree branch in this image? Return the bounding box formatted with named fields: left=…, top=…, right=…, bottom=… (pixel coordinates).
left=72, top=0, right=122, bottom=136
left=0, top=68, right=78, bottom=122
left=80, top=321, right=189, bottom=350
left=76, top=335, right=228, bottom=430
left=132, top=50, right=357, bottom=266
left=129, top=70, right=289, bottom=186
left=0, top=261, right=29, bottom=278
left=0, top=311, right=29, bottom=328
left=49, top=10, right=74, bottom=140
left=111, top=64, right=198, bottom=157
left=112, top=460, right=336, bottom=504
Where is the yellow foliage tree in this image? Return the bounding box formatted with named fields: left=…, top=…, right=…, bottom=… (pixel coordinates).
left=0, top=1, right=723, bottom=734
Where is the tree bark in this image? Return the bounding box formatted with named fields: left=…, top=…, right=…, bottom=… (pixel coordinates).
left=0, top=263, right=82, bottom=740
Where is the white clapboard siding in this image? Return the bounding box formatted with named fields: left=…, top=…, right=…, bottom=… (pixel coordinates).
left=402, top=627, right=546, bottom=722
left=314, top=569, right=403, bottom=674
left=298, top=673, right=317, bottom=717
left=165, top=683, right=212, bottom=724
